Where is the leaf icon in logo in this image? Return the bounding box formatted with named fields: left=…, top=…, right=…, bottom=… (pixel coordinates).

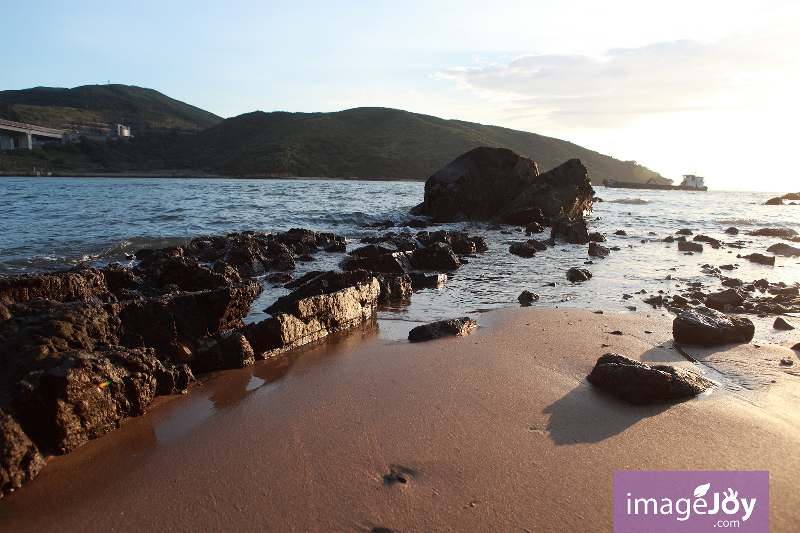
left=694, top=483, right=711, bottom=498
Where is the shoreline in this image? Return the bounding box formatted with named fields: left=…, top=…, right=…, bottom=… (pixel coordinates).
left=1, top=306, right=798, bottom=531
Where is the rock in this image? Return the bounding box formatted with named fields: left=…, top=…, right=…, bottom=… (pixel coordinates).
left=781, top=192, right=800, bottom=200
left=678, top=241, right=703, bottom=252
left=525, top=222, right=544, bottom=234
left=673, top=307, right=755, bottom=346
left=408, top=273, right=447, bottom=289
left=502, top=207, right=547, bottom=226
left=767, top=243, right=800, bottom=257
left=743, top=253, right=775, bottom=266
left=725, top=227, right=739, bottom=235
left=774, top=317, right=795, bottom=330
left=342, top=251, right=416, bottom=273
left=518, top=291, right=539, bottom=305
left=588, top=242, right=610, bottom=258
left=241, top=279, right=381, bottom=358
left=13, top=347, right=193, bottom=454
left=749, top=228, right=798, bottom=238
left=416, top=147, right=593, bottom=222
left=614, top=230, right=627, bottom=236
left=764, top=197, right=784, bottom=205
left=0, top=408, right=45, bottom=496
left=676, top=229, right=693, bottom=235
left=566, top=267, right=592, bottom=282
left=0, top=266, right=109, bottom=305
left=587, top=353, right=714, bottom=405
left=376, top=274, right=413, bottom=303
left=191, top=333, right=255, bottom=374
left=693, top=235, right=721, bottom=248
left=780, top=357, right=794, bottom=365
left=266, top=270, right=373, bottom=315
left=705, top=289, right=746, bottom=311
left=408, top=317, right=476, bottom=343
left=508, top=239, right=547, bottom=257
left=550, top=215, right=590, bottom=244
left=411, top=242, right=460, bottom=270
left=643, top=295, right=664, bottom=308
left=588, top=232, right=606, bottom=242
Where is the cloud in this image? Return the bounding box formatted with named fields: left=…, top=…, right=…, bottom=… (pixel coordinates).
left=433, top=20, right=800, bottom=129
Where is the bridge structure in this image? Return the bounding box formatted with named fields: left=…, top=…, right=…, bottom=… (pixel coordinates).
left=0, top=119, right=67, bottom=150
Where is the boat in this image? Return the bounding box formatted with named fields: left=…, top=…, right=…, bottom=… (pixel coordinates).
left=602, top=175, right=708, bottom=191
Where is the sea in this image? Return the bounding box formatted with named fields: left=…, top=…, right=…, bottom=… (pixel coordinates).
left=1, top=176, right=798, bottom=342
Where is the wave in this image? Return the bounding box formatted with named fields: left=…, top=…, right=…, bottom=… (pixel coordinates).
left=608, top=198, right=650, bottom=205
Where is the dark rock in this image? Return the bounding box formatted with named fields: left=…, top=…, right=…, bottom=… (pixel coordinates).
left=774, top=317, right=795, bottom=330
left=551, top=215, right=590, bottom=244
left=749, top=228, right=798, bottom=238
left=721, top=277, right=743, bottom=287
left=502, top=207, right=546, bottom=226
left=743, top=253, right=775, bottom=266
left=588, top=232, right=606, bottom=242
left=663, top=235, right=675, bottom=243
left=416, top=147, right=593, bottom=222
left=676, top=229, right=693, bottom=235
left=266, top=270, right=374, bottom=315
left=0, top=266, right=108, bottom=305
left=13, top=347, right=193, bottom=454
left=705, top=289, right=746, bottom=311
left=411, top=242, right=460, bottom=270
left=614, top=230, right=627, bottom=236
left=525, top=222, right=544, bottom=235
left=767, top=243, right=800, bottom=257
left=408, top=317, right=476, bottom=343
left=588, top=242, right=610, bottom=258
left=587, top=353, right=714, bottom=405
left=566, top=267, right=592, bottom=282
left=518, top=291, right=539, bottom=305
left=509, top=242, right=537, bottom=258
left=241, top=279, right=381, bottom=358
left=191, top=333, right=254, bottom=374
left=408, top=273, right=447, bottom=289
left=376, top=274, right=413, bottom=303
left=349, top=243, right=400, bottom=258
left=342, top=251, right=416, bottom=273
left=643, top=295, right=664, bottom=308
left=0, top=408, right=45, bottom=496
left=725, top=227, right=739, bottom=235
left=764, top=197, right=784, bottom=205
left=673, top=307, right=755, bottom=346
left=693, top=235, right=721, bottom=248
left=781, top=192, right=800, bottom=200
left=678, top=241, right=703, bottom=252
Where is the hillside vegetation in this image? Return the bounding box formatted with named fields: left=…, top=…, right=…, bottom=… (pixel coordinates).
left=1, top=85, right=666, bottom=184
left=0, top=84, right=222, bottom=134
left=172, top=108, right=666, bottom=184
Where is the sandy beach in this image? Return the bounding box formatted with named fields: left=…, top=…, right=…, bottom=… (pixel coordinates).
left=1, top=307, right=798, bottom=532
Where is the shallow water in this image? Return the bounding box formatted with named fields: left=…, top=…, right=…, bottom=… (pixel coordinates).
left=2, top=176, right=799, bottom=341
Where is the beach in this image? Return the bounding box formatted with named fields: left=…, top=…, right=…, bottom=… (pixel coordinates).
left=2, top=307, right=798, bottom=532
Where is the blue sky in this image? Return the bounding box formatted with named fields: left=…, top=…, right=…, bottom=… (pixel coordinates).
left=2, top=0, right=799, bottom=191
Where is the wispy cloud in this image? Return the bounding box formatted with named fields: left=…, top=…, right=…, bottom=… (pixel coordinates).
left=433, top=20, right=800, bottom=129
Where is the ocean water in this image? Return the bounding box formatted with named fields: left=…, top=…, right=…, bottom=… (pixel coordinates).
left=1, top=176, right=798, bottom=340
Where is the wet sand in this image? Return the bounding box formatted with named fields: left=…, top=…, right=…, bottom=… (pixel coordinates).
left=1, top=307, right=798, bottom=532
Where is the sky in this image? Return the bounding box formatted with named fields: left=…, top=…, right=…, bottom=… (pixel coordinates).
left=2, top=0, right=799, bottom=191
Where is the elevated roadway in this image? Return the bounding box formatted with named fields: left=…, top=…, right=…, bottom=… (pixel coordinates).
left=0, top=119, right=66, bottom=150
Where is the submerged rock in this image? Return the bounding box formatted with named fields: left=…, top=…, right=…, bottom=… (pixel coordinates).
left=566, top=267, right=592, bottom=282
left=587, top=353, right=714, bottom=405
left=518, top=290, right=539, bottom=305
left=550, top=215, right=590, bottom=244
left=678, top=241, right=703, bottom=252
left=673, top=307, right=755, bottom=346
left=408, top=317, right=477, bottom=343
left=742, top=253, right=775, bottom=266
left=767, top=243, right=800, bottom=257
left=588, top=242, right=610, bottom=258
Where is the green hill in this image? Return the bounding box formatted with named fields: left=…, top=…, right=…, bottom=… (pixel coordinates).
left=173, top=107, right=666, bottom=184
left=0, top=84, right=222, bottom=134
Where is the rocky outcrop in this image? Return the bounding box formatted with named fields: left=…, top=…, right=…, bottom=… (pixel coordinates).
left=742, top=253, right=775, bottom=266
left=678, top=241, right=703, bottom=252
left=587, top=353, right=715, bottom=405
left=413, top=147, right=593, bottom=223
left=749, top=228, right=798, bottom=238
left=13, top=348, right=193, bottom=454
left=704, top=289, right=746, bottom=311
left=673, top=307, right=755, bottom=346
left=408, top=317, right=477, bottom=342
left=764, top=197, right=784, bottom=205
left=767, top=243, right=800, bottom=257
left=518, top=291, right=539, bottom=305
left=241, top=278, right=381, bottom=358
left=0, top=408, right=45, bottom=496
left=588, top=242, right=610, bottom=258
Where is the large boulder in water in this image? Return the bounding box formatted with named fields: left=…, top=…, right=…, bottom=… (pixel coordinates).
left=412, top=147, right=594, bottom=222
